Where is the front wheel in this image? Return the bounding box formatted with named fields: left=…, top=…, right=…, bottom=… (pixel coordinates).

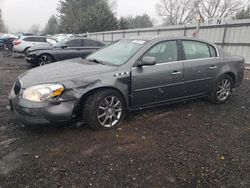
left=210, top=75, right=233, bottom=104
left=83, top=89, right=126, bottom=130
left=38, top=54, right=54, bottom=66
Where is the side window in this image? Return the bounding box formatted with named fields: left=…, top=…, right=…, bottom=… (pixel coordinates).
left=23, top=37, right=33, bottom=42
left=83, top=39, right=98, bottom=47
left=182, top=41, right=210, bottom=60
left=66, top=39, right=82, bottom=47
left=35, top=37, right=46, bottom=42
left=143, top=41, right=178, bottom=64
left=209, top=45, right=217, bottom=57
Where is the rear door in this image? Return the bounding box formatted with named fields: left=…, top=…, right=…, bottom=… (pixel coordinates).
left=181, top=40, right=219, bottom=96
left=131, top=40, right=184, bottom=108
left=80, top=39, right=101, bottom=58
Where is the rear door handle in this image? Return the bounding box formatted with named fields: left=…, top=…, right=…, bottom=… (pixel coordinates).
left=171, top=71, right=182, bottom=75
left=209, top=66, right=218, bottom=70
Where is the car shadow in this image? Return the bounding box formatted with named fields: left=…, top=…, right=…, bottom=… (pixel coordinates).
left=12, top=53, right=25, bottom=59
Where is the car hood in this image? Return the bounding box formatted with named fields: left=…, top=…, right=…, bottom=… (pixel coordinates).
left=19, top=58, right=118, bottom=88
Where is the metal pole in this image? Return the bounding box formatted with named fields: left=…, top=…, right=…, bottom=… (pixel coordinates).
left=222, top=24, right=228, bottom=48
left=183, top=26, right=187, bottom=36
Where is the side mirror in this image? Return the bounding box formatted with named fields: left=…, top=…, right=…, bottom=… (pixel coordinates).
left=61, top=45, right=67, bottom=49
left=138, top=56, right=156, bottom=67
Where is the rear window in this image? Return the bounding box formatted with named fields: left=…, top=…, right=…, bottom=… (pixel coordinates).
left=83, top=39, right=98, bottom=47
left=66, top=39, right=82, bottom=47
left=209, top=45, right=217, bottom=57
left=182, top=40, right=211, bottom=60
left=98, top=41, right=105, bottom=47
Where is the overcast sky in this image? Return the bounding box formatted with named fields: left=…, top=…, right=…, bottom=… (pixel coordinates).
left=0, top=0, right=158, bottom=33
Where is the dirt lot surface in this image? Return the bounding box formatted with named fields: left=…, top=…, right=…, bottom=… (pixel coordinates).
left=0, top=56, right=250, bottom=188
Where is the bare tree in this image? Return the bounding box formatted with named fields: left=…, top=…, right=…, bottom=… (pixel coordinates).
left=194, top=0, right=244, bottom=20
left=156, top=0, right=196, bottom=25
left=0, top=9, right=7, bottom=33
left=156, top=0, right=245, bottom=25
left=29, top=24, right=41, bottom=35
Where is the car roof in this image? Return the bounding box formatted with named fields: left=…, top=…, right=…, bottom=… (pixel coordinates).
left=126, top=36, right=216, bottom=46
left=66, top=37, right=105, bottom=43
left=20, top=36, right=46, bottom=39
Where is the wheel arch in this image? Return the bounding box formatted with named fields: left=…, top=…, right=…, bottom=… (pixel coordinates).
left=223, top=72, right=236, bottom=86
left=23, top=47, right=30, bottom=53
left=73, top=86, right=128, bottom=119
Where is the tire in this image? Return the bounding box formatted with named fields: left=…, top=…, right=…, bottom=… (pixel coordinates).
left=210, top=74, right=233, bottom=104
left=24, top=48, right=30, bottom=56
left=83, top=89, right=126, bottom=130
left=1, top=46, right=12, bottom=57
left=37, top=54, right=54, bottom=66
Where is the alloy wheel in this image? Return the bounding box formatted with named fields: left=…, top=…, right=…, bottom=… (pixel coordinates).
left=216, top=79, right=231, bottom=101
left=97, top=96, right=123, bottom=128
left=39, top=55, right=51, bottom=66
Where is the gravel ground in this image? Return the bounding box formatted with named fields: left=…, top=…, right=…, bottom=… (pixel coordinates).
left=0, top=55, right=250, bottom=188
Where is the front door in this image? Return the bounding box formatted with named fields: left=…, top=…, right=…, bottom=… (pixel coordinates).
left=58, top=39, right=82, bottom=60
left=131, top=40, right=184, bottom=108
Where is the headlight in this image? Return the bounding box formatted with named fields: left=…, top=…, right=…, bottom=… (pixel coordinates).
left=22, top=84, right=65, bottom=102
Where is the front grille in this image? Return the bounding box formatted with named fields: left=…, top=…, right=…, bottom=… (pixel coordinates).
left=14, top=80, right=21, bottom=95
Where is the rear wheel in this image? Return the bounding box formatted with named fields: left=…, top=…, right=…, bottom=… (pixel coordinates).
left=83, top=89, right=126, bottom=130
left=2, top=48, right=12, bottom=57
left=210, top=74, right=233, bottom=104
left=38, top=54, right=54, bottom=66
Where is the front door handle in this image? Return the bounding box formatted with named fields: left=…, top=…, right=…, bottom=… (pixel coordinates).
left=171, top=71, right=182, bottom=75
left=209, top=66, right=218, bottom=70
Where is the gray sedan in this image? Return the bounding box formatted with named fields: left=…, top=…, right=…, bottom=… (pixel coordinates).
left=9, top=37, right=245, bottom=130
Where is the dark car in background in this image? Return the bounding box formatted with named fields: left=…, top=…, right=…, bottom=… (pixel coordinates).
left=25, top=38, right=105, bottom=66
left=0, top=36, right=18, bottom=48
left=9, top=37, right=244, bottom=130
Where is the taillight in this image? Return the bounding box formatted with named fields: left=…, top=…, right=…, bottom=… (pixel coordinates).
left=14, top=40, right=21, bottom=45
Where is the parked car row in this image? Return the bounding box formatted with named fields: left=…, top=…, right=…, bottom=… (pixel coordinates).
left=25, top=38, right=105, bottom=66
left=9, top=36, right=245, bottom=130
left=0, top=35, right=18, bottom=48
left=13, top=36, right=57, bottom=55
left=1, top=32, right=106, bottom=66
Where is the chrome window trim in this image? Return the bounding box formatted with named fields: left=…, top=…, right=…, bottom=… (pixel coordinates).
left=132, top=57, right=220, bottom=69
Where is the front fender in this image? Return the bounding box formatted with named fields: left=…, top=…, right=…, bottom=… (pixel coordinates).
left=60, top=74, right=131, bottom=115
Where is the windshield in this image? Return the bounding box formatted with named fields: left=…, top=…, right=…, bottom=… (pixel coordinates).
left=86, top=39, right=146, bottom=66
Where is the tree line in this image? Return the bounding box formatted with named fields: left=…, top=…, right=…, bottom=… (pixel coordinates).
left=1, top=0, right=249, bottom=35
left=42, top=0, right=154, bottom=35
left=42, top=0, right=249, bottom=35
left=0, top=9, right=7, bottom=33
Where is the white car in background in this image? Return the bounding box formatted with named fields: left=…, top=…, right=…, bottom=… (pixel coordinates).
left=13, top=36, right=57, bottom=55
left=52, top=34, right=75, bottom=42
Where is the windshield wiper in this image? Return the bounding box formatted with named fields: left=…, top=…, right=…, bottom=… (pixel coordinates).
left=88, top=59, right=105, bottom=65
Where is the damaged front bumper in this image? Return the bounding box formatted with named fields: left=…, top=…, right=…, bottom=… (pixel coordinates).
left=9, top=87, right=78, bottom=126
